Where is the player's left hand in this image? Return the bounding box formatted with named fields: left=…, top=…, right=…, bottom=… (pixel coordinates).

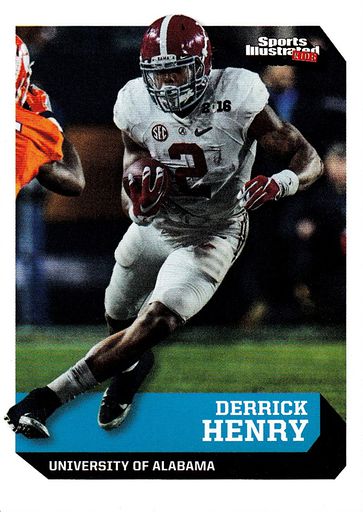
left=26, top=84, right=52, bottom=114
left=237, top=175, right=281, bottom=211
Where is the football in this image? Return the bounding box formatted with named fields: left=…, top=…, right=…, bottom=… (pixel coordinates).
left=122, top=157, right=170, bottom=197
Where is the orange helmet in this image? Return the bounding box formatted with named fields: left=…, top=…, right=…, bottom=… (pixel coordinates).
left=16, top=34, right=32, bottom=105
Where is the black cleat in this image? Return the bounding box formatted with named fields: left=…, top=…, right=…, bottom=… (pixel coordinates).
left=4, top=387, right=61, bottom=439
left=97, top=350, right=154, bottom=430
left=97, top=391, right=132, bottom=430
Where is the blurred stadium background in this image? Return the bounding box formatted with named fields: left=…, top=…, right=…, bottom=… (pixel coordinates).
left=15, top=25, right=346, bottom=417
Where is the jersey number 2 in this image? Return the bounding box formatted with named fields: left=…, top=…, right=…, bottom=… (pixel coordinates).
left=168, top=143, right=211, bottom=198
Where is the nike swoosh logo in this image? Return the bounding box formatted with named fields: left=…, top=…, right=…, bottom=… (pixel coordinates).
left=195, top=126, right=213, bottom=137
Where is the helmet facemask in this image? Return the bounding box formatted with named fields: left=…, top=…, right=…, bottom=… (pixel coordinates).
left=141, top=54, right=209, bottom=114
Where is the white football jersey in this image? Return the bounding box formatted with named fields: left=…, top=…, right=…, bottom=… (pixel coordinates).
left=114, top=67, right=269, bottom=225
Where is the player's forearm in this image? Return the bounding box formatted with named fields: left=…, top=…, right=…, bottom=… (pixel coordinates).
left=122, top=130, right=150, bottom=169
left=121, top=130, right=152, bottom=220
left=288, top=139, right=324, bottom=191
left=37, top=138, right=85, bottom=196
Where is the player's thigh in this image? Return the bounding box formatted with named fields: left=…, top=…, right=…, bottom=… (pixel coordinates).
left=105, top=223, right=170, bottom=321
left=150, top=226, right=247, bottom=321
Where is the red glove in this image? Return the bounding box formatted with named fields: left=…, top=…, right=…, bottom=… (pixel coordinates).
left=238, top=175, right=281, bottom=211
left=128, top=165, right=168, bottom=225
left=26, top=84, right=63, bottom=131
left=26, top=84, right=52, bottom=113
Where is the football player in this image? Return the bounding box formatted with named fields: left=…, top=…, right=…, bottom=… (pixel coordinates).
left=16, top=35, right=84, bottom=196
left=5, top=17, right=323, bottom=438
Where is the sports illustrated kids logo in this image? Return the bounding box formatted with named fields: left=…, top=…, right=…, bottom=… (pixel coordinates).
left=246, top=36, right=320, bottom=62
left=11, top=19, right=346, bottom=481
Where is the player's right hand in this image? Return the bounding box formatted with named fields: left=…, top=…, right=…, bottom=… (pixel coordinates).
left=128, top=165, right=168, bottom=225
left=26, top=84, right=63, bottom=132
left=26, top=84, right=52, bottom=114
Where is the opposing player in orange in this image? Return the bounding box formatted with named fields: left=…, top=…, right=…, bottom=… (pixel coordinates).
left=15, top=34, right=84, bottom=196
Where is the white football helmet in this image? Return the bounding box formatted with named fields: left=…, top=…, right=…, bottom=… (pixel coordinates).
left=16, top=34, right=32, bottom=105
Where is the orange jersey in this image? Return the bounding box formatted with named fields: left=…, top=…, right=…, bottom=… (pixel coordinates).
left=16, top=104, right=64, bottom=195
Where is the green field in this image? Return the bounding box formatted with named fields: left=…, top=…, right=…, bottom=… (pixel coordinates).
left=16, top=324, right=346, bottom=418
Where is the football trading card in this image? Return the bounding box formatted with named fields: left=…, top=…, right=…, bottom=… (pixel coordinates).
left=2, top=2, right=363, bottom=511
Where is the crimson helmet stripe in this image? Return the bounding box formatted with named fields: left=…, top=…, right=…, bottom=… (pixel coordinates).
left=159, top=14, right=173, bottom=56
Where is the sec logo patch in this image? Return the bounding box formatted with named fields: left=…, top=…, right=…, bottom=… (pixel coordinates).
left=152, top=124, right=168, bottom=142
